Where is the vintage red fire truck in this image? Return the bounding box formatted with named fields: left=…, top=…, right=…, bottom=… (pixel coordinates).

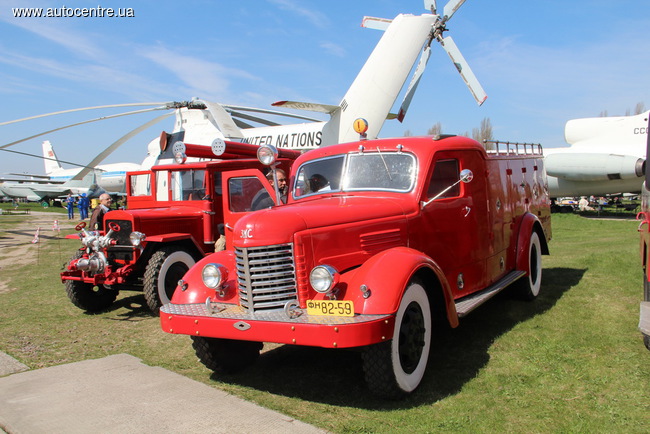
left=61, top=139, right=299, bottom=313
left=160, top=134, right=552, bottom=398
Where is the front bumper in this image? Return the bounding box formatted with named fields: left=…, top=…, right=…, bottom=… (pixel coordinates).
left=160, top=302, right=395, bottom=349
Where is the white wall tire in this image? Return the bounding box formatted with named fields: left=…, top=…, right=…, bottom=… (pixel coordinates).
left=518, top=231, right=542, bottom=300
left=143, top=247, right=196, bottom=312
left=362, top=280, right=432, bottom=398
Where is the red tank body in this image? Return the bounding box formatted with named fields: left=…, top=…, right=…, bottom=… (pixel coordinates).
left=161, top=135, right=552, bottom=397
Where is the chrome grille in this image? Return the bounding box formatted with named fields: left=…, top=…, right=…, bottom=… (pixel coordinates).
left=235, top=243, right=297, bottom=312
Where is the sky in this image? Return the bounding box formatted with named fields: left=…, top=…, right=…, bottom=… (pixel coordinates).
left=0, top=0, right=649, bottom=175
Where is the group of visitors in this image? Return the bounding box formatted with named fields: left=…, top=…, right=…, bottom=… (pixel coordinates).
left=65, top=192, right=113, bottom=230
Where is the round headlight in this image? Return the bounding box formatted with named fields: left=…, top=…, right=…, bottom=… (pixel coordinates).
left=129, top=231, right=146, bottom=247
left=202, top=263, right=228, bottom=289
left=309, top=265, right=339, bottom=293
left=257, top=144, right=278, bottom=166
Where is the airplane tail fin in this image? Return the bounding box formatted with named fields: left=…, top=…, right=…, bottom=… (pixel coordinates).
left=42, top=140, right=63, bottom=175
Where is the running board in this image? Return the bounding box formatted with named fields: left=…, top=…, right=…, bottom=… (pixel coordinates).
left=454, top=271, right=526, bottom=318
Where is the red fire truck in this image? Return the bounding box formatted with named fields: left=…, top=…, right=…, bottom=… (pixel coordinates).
left=61, top=139, right=299, bottom=313
left=160, top=134, right=552, bottom=398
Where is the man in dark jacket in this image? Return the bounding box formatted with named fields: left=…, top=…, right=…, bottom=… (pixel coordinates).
left=89, top=193, right=112, bottom=230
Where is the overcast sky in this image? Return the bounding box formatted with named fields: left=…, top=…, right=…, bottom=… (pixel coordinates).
left=1, top=0, right=649, bottom=174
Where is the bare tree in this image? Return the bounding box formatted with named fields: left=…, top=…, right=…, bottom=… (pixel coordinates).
left=427, top=122, right=442, bottom=136
left=403, top=129, right=412, bottom=137
left=635, top=102, right=646, bottom=115
left=599, top=110, right=608, bottom=117
left=472, top=117, right=493, bottom=144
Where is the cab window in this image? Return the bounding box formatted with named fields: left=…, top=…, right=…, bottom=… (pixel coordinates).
left=427, top=159, right=460, bottom=199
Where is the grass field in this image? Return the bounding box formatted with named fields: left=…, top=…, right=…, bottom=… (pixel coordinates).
left=0, top=213, right=648, bottom=432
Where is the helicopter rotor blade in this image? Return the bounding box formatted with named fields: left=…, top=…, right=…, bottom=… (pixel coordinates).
left=71, top=112, right=174, bottom=180
left=197, top=100, right=245, bottom=139
left=396, top=45, right=432, bottom=122
left=0, top=105, right=171, bottom=150
left=442, top=0, right=467, bottom=22
left=440, top=35, right=487, bottom=105
left=0, top=102, right=172, bottom=127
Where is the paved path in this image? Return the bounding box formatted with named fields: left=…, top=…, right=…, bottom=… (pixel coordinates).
left=0, top=352, right=326, bottom=434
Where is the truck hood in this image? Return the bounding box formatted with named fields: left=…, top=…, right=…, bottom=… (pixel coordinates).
left=234, top=195, right=408, bottom=246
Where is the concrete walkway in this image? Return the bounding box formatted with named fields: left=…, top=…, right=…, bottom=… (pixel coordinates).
left=0, top=352, right=326, bottom=434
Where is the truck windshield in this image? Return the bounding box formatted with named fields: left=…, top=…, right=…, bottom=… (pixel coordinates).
left=294, top=152, right=415, bottom=198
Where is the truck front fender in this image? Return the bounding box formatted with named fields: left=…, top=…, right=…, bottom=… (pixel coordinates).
left=344, top=247, right=458, bottom=327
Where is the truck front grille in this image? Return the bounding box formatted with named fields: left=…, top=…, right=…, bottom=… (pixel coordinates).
left=235, top=243, right=297, bottom=312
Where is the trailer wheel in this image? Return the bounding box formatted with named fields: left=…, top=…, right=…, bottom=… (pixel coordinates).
left=516, top=231, right=543, bottom=300
left=64, top=251, right=118, bottom=312
left=191, top=336, right=263, bottom=374
left=143, top=247, right=196, bottom=313
left=361, top=280, right=432, bottom=399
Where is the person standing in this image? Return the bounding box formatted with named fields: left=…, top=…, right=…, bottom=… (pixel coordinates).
left=65, top=193, right=75, bottom=220
left=77, top=193, right=89, bottom=220
left=89, top=193, right=112, bottom=230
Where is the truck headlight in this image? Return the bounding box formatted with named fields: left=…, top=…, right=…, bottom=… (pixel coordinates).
left=129, top=231, right=146, bottom=247
left=257, top=144, right=278, bottom=166
left=310, top=265, right=339, bottom=293
left=202, top=263, right=228, bottom=289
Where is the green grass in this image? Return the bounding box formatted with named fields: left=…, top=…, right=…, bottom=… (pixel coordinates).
left=0, top=213, right=648, bottom=433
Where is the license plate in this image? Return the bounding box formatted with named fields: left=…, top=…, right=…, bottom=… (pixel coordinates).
left=306, top=300, right=354, bottom=317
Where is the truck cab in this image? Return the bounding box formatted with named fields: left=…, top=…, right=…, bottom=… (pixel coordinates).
left=161, top=135, right=551, bottom=398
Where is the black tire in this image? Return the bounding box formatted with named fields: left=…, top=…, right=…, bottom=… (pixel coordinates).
left=361, top=280, right=432, bottom=399
left=143, top=247, right=197, bottom=313
left=515, top=231, right=543, bottom=300
left=64, top=251, right=118, bottom=312
left=191, top=336, right=263, bottom=374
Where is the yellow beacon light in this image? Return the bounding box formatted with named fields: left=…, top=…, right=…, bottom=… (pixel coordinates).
left=354, top=118, right=369, bottom=140
left=354, top=118, right=369, bottom=134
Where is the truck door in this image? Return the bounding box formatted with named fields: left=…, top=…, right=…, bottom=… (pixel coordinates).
left=419, top=150, right=490, bottom=297
left=221, top=169, right=276, bottom=248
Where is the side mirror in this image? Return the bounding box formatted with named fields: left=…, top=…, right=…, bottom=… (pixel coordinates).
left=460, top=169, right=474, bottom=183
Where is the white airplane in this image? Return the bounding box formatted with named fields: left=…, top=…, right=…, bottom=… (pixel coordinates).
left=544, top=111, right=647, bottom=197
left=0, top=140, right=141, bottom=202
left=2, top=0, right=486, bottom=177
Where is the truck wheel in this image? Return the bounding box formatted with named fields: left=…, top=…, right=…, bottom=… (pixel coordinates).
left=143, top=247, right=196, bottom=313
left=361, top=280, right=432, bottom=399
left=64, top=251, right=118, bottom=312
left=516, top=231, right=543, bottom=300
left=191, top=336, right=263, bottom=374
